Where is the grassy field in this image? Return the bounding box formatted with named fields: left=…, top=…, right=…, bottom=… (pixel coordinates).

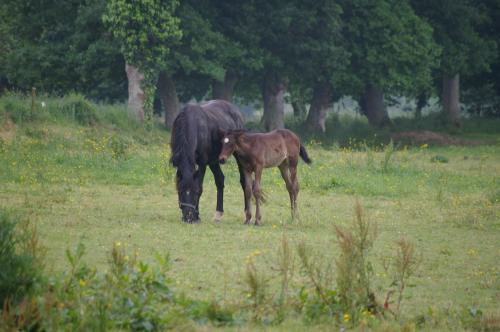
left=1, top=95, right=499, bottom=330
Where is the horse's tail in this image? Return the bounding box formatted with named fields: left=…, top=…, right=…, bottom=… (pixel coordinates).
left=299, top=144, right=312, bottom=164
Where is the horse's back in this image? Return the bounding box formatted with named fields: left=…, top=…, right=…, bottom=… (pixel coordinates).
left=200, top=100, right=244, bottom=129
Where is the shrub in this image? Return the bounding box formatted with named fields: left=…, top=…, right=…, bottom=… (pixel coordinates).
left=109, top=134, right=129, bottom=159
left=59, top=94, right=98, bottom=125
left=0, top=210, right=44, bottom=307
left=0, top=93, right=34, bottom=124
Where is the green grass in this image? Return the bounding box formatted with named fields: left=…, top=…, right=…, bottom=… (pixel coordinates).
left=1, top=95, right=499, bottom=329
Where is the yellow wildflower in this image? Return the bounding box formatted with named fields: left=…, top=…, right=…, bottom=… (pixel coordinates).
left=343, top=313, right=350, bottom=322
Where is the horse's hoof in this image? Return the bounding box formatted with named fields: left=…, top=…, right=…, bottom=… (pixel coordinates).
left=254, top=221, right=262, bottom=226
left=244, top=220, right=251, bottom=225
left=213, top=211, right=223, bottom=223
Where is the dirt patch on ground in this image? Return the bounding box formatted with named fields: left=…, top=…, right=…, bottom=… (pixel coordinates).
left=391, top=130, right=484, bottom=146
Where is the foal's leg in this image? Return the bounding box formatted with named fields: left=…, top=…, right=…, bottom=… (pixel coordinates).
left=253, top=167, right=263, bottom=225
left=209, top=163, right=225, bottom=222
left=279, top=163, right=295, bottom=219
left=243, top=170, right=253, bottom=224
left=289, top=163, right=299, bottom=217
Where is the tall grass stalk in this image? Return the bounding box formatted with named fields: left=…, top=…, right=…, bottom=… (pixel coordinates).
left=335, top=199, right=378, bottom=320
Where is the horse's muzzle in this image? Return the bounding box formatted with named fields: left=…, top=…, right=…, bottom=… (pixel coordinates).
left=219, top=157, right=227, bottom=164
left=182, top=209, right=199, bottom=223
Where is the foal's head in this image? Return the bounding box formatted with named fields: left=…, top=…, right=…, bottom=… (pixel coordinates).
left=218, top=130, right=245, bottom=164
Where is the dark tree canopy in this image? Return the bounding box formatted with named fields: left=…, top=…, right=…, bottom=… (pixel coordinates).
left=1, top=0, right=499, bottom=125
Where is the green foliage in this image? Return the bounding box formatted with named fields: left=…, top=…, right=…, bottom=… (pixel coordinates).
left=60, top=94, right=98, bottom=125
left=103, top=0, right=181, bottom=73
left=0, top=209, right=43, bottom=306
left=430, top=155, right=449, bottom=163
left=342, top=0, right=441, bottom=96
left=286, top=0, right=349, bottom=95
left=0, top=92, right=38, bottom=124
left=1, top=0, right=127, bottom=101
left=412, top=0, right=497, bottom=76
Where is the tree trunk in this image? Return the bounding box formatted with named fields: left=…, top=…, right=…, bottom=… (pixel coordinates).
left=442, top=74, right=461, bottom=127
left=125, top=63, right=145, bottom=122
left=291, top=96, right=307, bottom=118
left=262, top=73, right=287, bottom=131
left=415, top=91, right=428, bottom=119
left=359, top=84, right=391, bottom=127
left=157, top=72, right=179, bottom=129
left=306, top=82, right=333, bottom=133
left=212, top=70, right=238, bottom=102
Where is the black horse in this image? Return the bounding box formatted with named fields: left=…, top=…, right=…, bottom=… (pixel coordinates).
left=170, top=100, right=245, bottom=223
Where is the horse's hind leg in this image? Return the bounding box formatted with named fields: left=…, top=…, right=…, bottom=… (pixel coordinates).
left=279, top=163, right=295, bottom=219
left=209, top=163, right=224, bottom=222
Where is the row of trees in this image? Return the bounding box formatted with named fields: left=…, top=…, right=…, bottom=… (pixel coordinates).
left=1, top=0, right=499, bottom=131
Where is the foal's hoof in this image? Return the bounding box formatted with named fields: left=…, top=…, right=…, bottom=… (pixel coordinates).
left=213, top=211, right=223, bottom=223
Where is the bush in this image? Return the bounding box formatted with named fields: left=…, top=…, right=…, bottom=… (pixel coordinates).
left=0, top=92, right=49, bottom=124
left=0, top=209, right=43, bottom=306
left=59, top=94, right=98, bottom=125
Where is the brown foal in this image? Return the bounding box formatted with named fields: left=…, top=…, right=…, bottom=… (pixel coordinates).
left=218, top=129, right=311, bottom=225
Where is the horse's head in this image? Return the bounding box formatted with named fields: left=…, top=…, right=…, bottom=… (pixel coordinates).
left=218, top=130, right=244, bottom=164
left=175, top=167, right=202, bottom=223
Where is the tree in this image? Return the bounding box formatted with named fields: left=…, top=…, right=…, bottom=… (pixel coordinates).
left=1, top=0, right=126, bottom=101
left=160, top=1, right=228, bottom=127
left=208, top=2, right=265, bottom=103
left=104, top=0, right=182, bottom=122
left=284, top=0, right=349, bottom=132
left=342, top=0, right=439, bottom=127
left=260, top=1, right=299, bottom=130
left=412, top=0, right=497, bottom=126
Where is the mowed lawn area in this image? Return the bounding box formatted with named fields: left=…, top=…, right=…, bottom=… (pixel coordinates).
left=1, top=120, right=499, bottom=320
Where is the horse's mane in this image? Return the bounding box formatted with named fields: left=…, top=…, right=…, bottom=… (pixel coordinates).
left=170, top=110, right=194, bottom=167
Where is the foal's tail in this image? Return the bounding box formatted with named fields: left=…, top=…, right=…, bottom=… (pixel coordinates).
left=299, top=144, right=312, bottom=164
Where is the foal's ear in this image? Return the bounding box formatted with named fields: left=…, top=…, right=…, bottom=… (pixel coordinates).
left=233, top=130, right=245, bottom=140
left=218, top=128, right=226, bottom=138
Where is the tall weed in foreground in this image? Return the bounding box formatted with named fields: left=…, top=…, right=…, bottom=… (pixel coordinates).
left=0, top=210, right=44, bottom=307
left=381, top=139, right=395, bottom=172
left=335, top=199, right=378, bottom=321
left=243, top=251, right=270, bottom=322
left=391, top=238, right=419, bottom=318
left=275, top=235, right=294, bottom=322
left=297, top=242, right=339, bottom=322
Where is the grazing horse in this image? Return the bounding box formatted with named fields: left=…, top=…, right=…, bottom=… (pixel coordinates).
left=170, top=100, right=245, bottom=223
left=218, top=129, right=311, bottom=225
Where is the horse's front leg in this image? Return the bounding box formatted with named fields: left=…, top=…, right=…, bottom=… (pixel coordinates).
left=194, top=164, right=207, bottom=221
left=209, top=163, right=225, bottom=222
